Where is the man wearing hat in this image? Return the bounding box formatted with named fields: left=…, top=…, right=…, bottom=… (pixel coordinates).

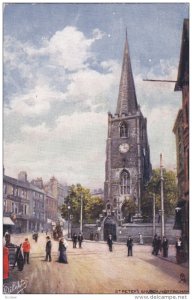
left=45, top=236, right=52, bottom=262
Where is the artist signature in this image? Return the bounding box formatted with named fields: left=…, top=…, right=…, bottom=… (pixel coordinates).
left=3, top=279, right=28, bottom=294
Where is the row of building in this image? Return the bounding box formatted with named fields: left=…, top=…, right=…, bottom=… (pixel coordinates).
left=173, top=19, right=189, bottom=256
left=3, top=170, right=68, bottom=233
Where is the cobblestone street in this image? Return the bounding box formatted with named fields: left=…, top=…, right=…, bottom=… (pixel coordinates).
left=3, top=233, right=189, bottom=294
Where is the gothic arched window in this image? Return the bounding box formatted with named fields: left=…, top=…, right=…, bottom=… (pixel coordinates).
left=120, top=122, right=128, bottom=138
left=120, top=170, right=130, bottom=195
left=113, top=198, right=117, bottom=208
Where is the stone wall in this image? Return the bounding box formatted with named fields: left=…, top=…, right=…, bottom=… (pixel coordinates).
left=116, top=223, right=181, bottom=244
left=71, top=224, right=99, bottom=241
left=72, top=221, right=181, bottom=244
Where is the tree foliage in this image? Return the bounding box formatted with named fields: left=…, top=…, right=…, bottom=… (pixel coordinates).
left=122, top=198, right=137, bottom=222
left=141, top=169, right=178, bottom=221
left=60, top=184, right=104, bottom=224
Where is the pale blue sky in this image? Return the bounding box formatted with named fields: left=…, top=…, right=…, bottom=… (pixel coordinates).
left=3, top=3, right=189, bottom=188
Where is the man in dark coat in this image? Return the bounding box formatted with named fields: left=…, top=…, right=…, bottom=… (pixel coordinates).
left=156, top=236, right=162, bottom=255
left=72, top=233, right=78, bottom=248
left=107, top=234, right=113, bottom=252
left=162, top=236, right=169, bottom=257
left=127, top=236, right=133, bottom=256
left=152, top=234, right=158, bottom=255
left=13, top=244, right=24, bottom=271
left=78, top=233, right=83, bottom=248
left=45, top=236, right=52, bottom=262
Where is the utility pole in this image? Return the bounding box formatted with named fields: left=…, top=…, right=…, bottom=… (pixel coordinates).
left=67, top=205, right=71, bottom=238
left=160, top=153, right=165, bottom=240
left=80, top=194, right=83, bottom=233
left=153, top=193, right=156, bottom=236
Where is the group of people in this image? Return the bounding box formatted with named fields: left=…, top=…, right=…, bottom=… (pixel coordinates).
left=45, top=235, right=68, bottom=264
left=152, top=234, right=169, bottom=257
left=72, top=232, right=83, bottom=248
left=3, top=232, right=70, bottom=280
left=107, top=233, right=184, bottom=262
left=3, top=230, right=185, bottom=280
left=3, top=233, right=31, bottom=280
left=107, top=234, right=133, bottom=256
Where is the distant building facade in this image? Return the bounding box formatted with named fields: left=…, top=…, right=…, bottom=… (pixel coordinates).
left=3, top=171, right=46, bottom=233
left=91, top=188, right=104, bottom=200
left=45, top=193, right=58, bottom=227
left=44, top=176, right=68, bottom=208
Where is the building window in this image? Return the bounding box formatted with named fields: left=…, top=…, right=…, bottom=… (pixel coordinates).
left=3, top=184, right=7, bottom=194
left=24, top=205, right=27, bottom=215
left=120, top=122, right=128, bottom=138
left=14, top=188, right=18, bottom=196
left=120, top=170, right=130, bottom=195
left=107, top=203, right=111, bottom=210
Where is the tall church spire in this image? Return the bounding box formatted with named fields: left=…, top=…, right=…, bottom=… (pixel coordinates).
left=116, top=31, right=138, bottom=115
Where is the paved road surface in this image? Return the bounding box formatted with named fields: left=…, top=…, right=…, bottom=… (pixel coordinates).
left=4, top=233, right=189, bottom=294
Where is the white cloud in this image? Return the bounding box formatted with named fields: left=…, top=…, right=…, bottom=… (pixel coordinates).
left=5, top=84, right=66, bottom=116
left=26, top=26, right=105, bottom=71
left=64, top=64, right=120, bottom=110
left=4, top=26, right=118, bottom=117
left=4, top=112, right=108, bottom=188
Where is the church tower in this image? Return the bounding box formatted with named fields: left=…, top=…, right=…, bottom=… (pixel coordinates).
left=104, top=32, right=152, bottom=224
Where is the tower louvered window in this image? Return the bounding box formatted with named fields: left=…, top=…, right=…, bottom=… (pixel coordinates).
left=120, top=122, right=128, bottom=137
left=120, top=170, right=130, bottom=194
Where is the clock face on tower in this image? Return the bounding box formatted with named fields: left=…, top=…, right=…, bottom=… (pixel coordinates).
left=119, top=143, right=129, bottom=153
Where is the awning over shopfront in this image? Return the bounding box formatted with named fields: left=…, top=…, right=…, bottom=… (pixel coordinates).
left=3, top=217, right=15, bottom=226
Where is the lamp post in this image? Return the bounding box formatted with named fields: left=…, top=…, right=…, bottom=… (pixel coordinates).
left=67, top=205, right=71, bottom=238
left=80, top=194, right=83, bottom=233
left=152, top=193, right=156, bottom=237
left=160, top=153, right=165, bottom=240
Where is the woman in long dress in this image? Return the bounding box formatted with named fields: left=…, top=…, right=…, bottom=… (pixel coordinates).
left=58, top=238, right=68, bottom=264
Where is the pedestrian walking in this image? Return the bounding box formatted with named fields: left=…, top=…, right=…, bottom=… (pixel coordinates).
left=13, top=244, right=24, bottom=271
left=107, top=234, right=113, bottom=252
left=33, top=232, right=38, bottom=242
left=22, top=238, right=31, bottom=264
left=152, top=234, right=158, bottom=255
left=156, top=236, right=162, bottom=255
left=175, top=236, right=183, bottom=264
left=162, top=236, right=169, bottom=257
left=78, top=232, right=83, bottom=248
left=127, top=236, right=133, bottom=256
left=3, top=246, right=9, bottom=280
left=45, top=236, right=52, bottom=262
left=58, top=238, right=68, bottom=264
left=72, top=233, right=78, bottom=248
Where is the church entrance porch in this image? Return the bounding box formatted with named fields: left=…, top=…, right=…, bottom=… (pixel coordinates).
left=103, top=216, right=117, bottom=241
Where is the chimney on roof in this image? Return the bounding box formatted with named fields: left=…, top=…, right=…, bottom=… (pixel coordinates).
left=18, top=171, right=28, bottom=182
left=31, top=177, right=44, bottom=189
